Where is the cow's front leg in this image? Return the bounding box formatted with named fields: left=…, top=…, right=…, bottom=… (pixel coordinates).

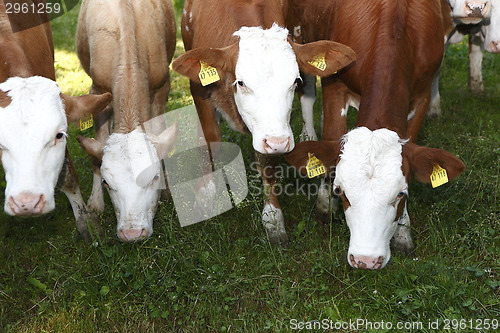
left=391, top=202, right=414, bottom=254
left=468, top=33, right=484, bottom=94
left=59, top=150, right=102, bottom=244
left=299, top=74, right=318, bottom=141
left=87, top=86, right=112, bottom=212
left=256, top=152, right=288, bottom=246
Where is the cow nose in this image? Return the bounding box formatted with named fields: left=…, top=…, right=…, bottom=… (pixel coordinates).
left=465, top=1, right=489, bottom=18
left=349, top=254, right=385, bottom=270
left=9, top=193, right=45, bottom=216
left=490, top=41, right=500, bottom=53
left=263, top=136, right=291, bottom=154
left=118, top=228, right=148, bottom=242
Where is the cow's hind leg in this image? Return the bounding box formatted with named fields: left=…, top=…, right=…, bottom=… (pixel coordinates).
left=256, top=152, right=288, bottom=246
left=59, top=150, right=102, bottom=244
left=299, top=74, right=318, bottom=141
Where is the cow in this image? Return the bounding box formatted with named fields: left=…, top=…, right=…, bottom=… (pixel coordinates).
left=0, top=0, right=112, bottom=242
left=284, top=0, right=466, bottom=269
left=75, top=0, right=178, bottom=242
left=171, top=0, right=355, bottom=245
left=429, top=0, right=497, bottom=117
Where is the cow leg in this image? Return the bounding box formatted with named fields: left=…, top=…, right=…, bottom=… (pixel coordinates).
left=256, top=152, right=288, bottom=246
left=407, top=89, right=432, bottom=143
left=428, top=63, right=443, bottom=118
left=391, top=202, right=414, bottom=254
left=192, top=94, right=222, bottom=212
left=59, top=150, right=102, bottom=244
left=299, top=74, right=318, bottom=141
left=468, top=33, right=484, bottom=93
left=87, top=85, right=112, bottom=212
left=314, top=77, right=351, bottom=223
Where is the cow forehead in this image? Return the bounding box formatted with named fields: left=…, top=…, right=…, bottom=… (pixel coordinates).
left=335, top=128, right=407, bottom=205
left=102, top=130, right=161, bottom=186
left=0, top=76, right=66, bottom=142
left=234, top=25, right=299, bottom=86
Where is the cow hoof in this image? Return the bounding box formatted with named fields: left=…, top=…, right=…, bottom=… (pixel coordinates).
left=316, top=210, right=333, bottom=226
left=391, top=235, right=415, bottom=255
left=265, top=226, right=289, bottom=247
left=262, top=203, right=288, bottom=247
left=76, top=211, right=103, bottom=245
left=299, top=129, right=318, bottom=142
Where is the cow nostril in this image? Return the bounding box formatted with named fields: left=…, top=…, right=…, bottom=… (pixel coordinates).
left=119, top=228, right=148, bottom=242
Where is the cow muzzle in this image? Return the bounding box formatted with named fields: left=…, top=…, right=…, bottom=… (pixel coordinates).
left=465, top=0, right=490, bottom=18
left=118, top=227, right=149, bottom=242
left=490, top=40, right=500, bottom=53
left=8, top=193, right=46, bottom=216
left=349, top=254, right=385, bottom=270
left=263, top=136, right=292, bottom=154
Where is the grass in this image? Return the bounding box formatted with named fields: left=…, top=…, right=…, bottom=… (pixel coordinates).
left=1, top=2, right=499, bottom=332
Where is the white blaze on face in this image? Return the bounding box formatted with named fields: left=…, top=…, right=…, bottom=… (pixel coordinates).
left=448, top=0, right=491, bottom=23
left=483, top=1, right=500, bottom=53
left=334, top=127, right=408, bottom=269
left=233, top=24, right=298, bottom=154
left=0, top=76, right=68, bottom=216
left=100, top=130, right=163, bottom=242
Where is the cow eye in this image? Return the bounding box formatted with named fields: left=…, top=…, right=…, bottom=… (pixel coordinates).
left=237, top=81, right=245, bottom=87
left=55, top=131, right=67, bottom=142
left=332, top=185, right=343, bottom=196
left=102, top=179, right=109, bottom=188
left=294, top=77, right=302, bottom=85
left=397, top=188, right=408, bottom=199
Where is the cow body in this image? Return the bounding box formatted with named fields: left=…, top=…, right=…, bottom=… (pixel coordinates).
left=285, top=0, right=465, bottom=269
left=429, top=0, right=498, bottom=116
left=173, top=0, right=355, bottom=245
left=76, top=0, right=177, bottom=242
left=0, top=0, right=111, bottom=242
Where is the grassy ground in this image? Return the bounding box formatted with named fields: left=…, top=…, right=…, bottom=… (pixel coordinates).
left=0, top=2, right=498, bottom=332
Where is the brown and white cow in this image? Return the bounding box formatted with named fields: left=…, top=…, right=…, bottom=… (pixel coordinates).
left=429, top=0, right=497, bottom=116
left=76, top=0, right=177, bottom=242
left=0, top=0, right=111, bottom=242
left=172, top=0, right=355, bottom=245
left=285, top=0, right=466, bottom=269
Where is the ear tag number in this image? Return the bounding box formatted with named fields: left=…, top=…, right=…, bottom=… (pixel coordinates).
left=307, top=54, right=327, bottom=71
left=306, top=153, right=326, bottom=178
left=80, top=114, right=94, bottom=131
left=199, top=61, right=220, bottom=86
left=430, top=164, right=449, bottom=188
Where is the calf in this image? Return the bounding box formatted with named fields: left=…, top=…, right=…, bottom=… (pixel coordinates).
left=285, top=0, right=466, bottom=269
left=429, top=0, right=498, bottom=116
left=0, top=0, right=111, bottom=242
left=76, top=0, right=178, bottom=242
left=172, top=0, right=355, bottom=245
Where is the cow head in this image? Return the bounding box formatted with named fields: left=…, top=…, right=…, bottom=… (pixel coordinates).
left=0, top=76, right=111, bottom=217
left=483, top=0, right=500, bottom=52
left=172, top=24, right=355, bottom=154
left=447, top=0, right=491, bottom=24
left=286, top=127, right=465, bottom=269
left=77, top=123, right=177, bottom=242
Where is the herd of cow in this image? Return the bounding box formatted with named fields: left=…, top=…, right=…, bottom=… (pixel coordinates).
left=0, top=0, right=498, bottom=270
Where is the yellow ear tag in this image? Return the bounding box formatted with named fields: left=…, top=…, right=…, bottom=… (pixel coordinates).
left=199, top=61, right=220, bottom=86
left=306, top=153, right=326, bottom=178
left=168, top=144, right=176, bottom=158
left=307, top=53, right=327, bottom=71
left=80, top=114, right=94, bottom=131
left=430, top=164, right=449, bottom=188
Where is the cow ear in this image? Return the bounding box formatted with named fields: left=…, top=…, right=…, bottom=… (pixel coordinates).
left=285, top=140, right=341, bottom=176
left=62, top=92, right=112, bottom=124
left=77, top=136, right=105, bottom=162
left=402, top=142, right=466, bottom=184
left=172, top=43, right=238, bottom=85
left=291, top=40, right=356, bottom=77
left=149, top=122, right=178, bottom=160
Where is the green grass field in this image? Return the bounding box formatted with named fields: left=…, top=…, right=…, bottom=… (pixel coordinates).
left=0, top=2, right=498, bottom=332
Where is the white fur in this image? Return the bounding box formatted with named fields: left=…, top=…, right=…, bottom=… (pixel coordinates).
left=100, top=130, right=163, bottom=240
left=299, top=74, right=318, bottom=141
left=0, top=76, right=67, bottom=215
left=447, top=0, right=491, bottom=23
left=483, top=0, right=500, bottom=52
left=334, top=127, right=408, bottom=269
left=233, top=25, right=298, bottom=154
left=262, top=203, right=286, bottom=242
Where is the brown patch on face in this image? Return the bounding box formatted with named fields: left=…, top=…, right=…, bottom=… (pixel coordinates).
left=0, top=90, right=12, bottom=108
left=394, top=195, right=407, bottom=222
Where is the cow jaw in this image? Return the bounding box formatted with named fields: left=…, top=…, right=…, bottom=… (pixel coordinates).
left=334, top=127, right=408, bottom=270
left=0, top=76, right=68, bottom=216
left=233, top=25, right=297, bottom=154
left=100, top=130, right=162, bottom=242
